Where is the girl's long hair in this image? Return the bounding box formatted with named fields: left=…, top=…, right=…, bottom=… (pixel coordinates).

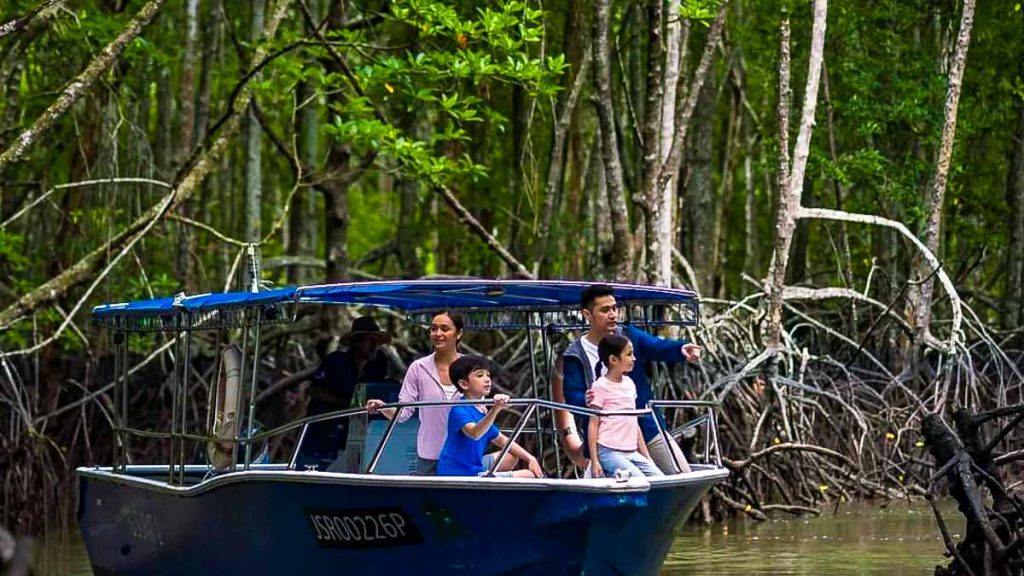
left=595, top=334, right=630, bottom=376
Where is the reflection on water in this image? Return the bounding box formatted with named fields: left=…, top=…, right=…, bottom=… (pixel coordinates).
left=37, top=502, right=957, bottom=575
left=664, top=502, right=960, bottom=575
left=34, top=531, right=92, bottom=576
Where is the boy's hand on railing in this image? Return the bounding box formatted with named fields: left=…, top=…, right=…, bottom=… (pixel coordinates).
left=365, top=399, right=386, bottom=414
left=492, top=394, right=510, bottom=410
left=590, top=461, right=603, bottom=479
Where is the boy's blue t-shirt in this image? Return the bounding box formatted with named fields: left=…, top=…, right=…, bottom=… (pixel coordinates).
left=437, top=404, right=499, bottom=476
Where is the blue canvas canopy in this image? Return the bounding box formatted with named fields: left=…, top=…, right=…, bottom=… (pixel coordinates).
left=294, top=279, right=697, bottom=312
left=92, top=288, right=298, bottom=331
left=91, top=280, right=698, bottom=331
left=92, top=288, right=297, bottom=317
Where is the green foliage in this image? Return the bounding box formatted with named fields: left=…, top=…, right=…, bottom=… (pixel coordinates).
left=678, top=0, right=723, bottom=21
left=0, top=230, right=30, bottom=273
left=308, top=0, right=564, bottom=185
left=1, top=0, right=1023, bottom=349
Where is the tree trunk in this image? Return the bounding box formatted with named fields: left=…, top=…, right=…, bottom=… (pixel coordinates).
left=244, top=0, right=266, bottom=248
left=155, top=64, right=173, bottom=178
left=175, top=0, right=201, bottom=292
left=193, top=0, right=220, bottom=149
left=506, top=83, right=528, bottom=259
left=743, top=127, right=759, bottom=278
left=0, top=0, right=168, bottom=174
left=0, top=0, right=294, bottom=328
left=321, top=1, right=352, bottom=283
left=786, top=174, right=811, bottom=286
left=1004, top=26, right=1024, bottom=335
left=638, top=0, right=664, bottom=284
left=592, top=128, right=615, bottom=278
left=396, top=103, right=426, bottom=278
left=683, top=66, right=716, bottom=296
left=289, top=0, right=320, bottom=285
left=593, top=0, right=634, bottom=279
left=563, top=0, right=589, bottom=279
left=765, top=0, right=828, bottom=352
left=912, top=0, right=976, bottom=346
left=177, top=0, right=200, bottom=162
left=533, top=51, right=590, bottom=274
left=714, top=64, right=743, bottom=297
left=822, top=62, right=857, bottom=333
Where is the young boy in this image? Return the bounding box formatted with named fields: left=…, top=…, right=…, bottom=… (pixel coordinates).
left=437, top=356, right=544, bottom=478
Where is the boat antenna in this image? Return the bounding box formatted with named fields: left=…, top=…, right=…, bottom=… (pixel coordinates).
left=245, top=244, right=261, bottom=293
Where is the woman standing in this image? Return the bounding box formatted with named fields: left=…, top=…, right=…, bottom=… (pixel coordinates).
left=366, top=310, right=464, bottom=475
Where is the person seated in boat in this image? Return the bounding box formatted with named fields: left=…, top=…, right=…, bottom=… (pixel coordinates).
left=298, top=316, right=395, bottom=471
left=365, top=310, right=464, bottom=476
left=550, top=354, right=590, bottom=471
left=437, top=355, right=543, bottom=478
left=561, top=284, right=701, bottom=474
left=588, top=335, right=662, bottom=478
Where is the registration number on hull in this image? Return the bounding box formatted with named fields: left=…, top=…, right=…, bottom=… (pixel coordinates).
left=305, top=507, right=424, bottom=549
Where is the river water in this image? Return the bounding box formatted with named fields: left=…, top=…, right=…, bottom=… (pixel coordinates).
left=35, top=501, right=955, bottom=575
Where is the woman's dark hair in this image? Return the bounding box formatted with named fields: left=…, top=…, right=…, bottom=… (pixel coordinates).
left=595, top=334, right=631, bottom=375
left=449, top=355, right=490, bottom=391
left=431, top=309, right=466, bottom=349
left=434, top=310, right=465, bottom=334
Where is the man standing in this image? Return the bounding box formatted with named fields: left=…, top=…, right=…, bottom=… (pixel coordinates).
left=561, top=284, right=701, bottom=474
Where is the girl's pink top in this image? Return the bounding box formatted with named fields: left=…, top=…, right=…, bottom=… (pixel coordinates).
left=396, top=352, right=460, bottom=460
left=589, top=375, right=641, bottom=451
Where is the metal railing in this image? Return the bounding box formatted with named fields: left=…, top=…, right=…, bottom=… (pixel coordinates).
left=113, top=397, right=722, bottom=481
left=110, top=391, right=720, bottom=477
left=282, top=397, right=721, bottom=477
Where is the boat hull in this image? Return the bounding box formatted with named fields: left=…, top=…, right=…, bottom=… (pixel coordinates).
left=77, top=466, right=727, bottom=576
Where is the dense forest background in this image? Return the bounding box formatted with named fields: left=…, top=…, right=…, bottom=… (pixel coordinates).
left=2, top=0, right=1024, bottom=566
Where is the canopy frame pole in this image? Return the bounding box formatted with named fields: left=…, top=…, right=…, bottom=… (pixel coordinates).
left=540, top=311, right=562, bottom=479
left=231, top=318, right=251, bottom=473
left=243, top=309, right=263, bottom=470
left=179, top=315, right=193, bottom=485
left=120, top=322, right=131, bottom=470
left=168, top=315, right=184, bottom=484
left=112, top=325, right=123, bottom=473
left=649, top=400, right=684, bottom=474
left=484, top=404, right=537, bottom=477
left=290, top=423, right=310, bottom=470
left=526, top=315, right=543, bottom=466
left=709, top=406, right=721, bottom=466
left=365, top=414, right=400, bottom=474
left=204, top=329, right=223, bottom=459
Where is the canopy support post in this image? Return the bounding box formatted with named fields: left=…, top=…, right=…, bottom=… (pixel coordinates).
left=120, top=325, right=130, bottom=470
left=540, top=311, right=562, bottom=479
left=168, top=315, right=184, bottom=484
left=526, top=316, right=543, bottom=467
left=231, top=320, right=250, bottom=473
left=243, top=310, right=263, bottom=470
left=112, top=326, right=123, bottom=473
left=179, top=315, right=193, bottom=485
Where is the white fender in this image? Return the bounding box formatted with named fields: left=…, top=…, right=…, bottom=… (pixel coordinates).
left=208, top=344, right=243, bottom=471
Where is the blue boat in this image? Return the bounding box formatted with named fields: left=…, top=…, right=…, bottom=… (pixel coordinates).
left=78, top=279, right=728, bottom=575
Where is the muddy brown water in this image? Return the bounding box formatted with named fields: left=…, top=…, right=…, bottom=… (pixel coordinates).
left=35, top=501, right=956, bottom=575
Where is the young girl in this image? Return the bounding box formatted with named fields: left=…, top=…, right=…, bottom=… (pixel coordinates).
left=587, top=335, right=663, bottom=478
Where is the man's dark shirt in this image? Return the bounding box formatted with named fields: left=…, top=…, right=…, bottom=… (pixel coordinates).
left=303, top=349, right=390, bottom=456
